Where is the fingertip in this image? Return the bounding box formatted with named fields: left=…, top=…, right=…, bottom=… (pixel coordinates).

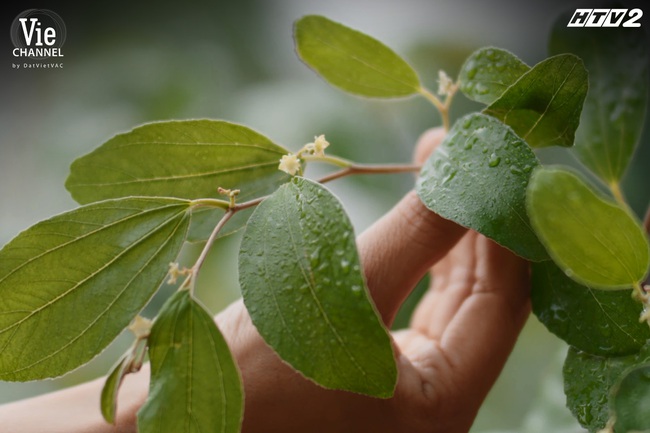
left=358, top=190, right=466, bottom=325
left=414, top=127, right=447, bottom=165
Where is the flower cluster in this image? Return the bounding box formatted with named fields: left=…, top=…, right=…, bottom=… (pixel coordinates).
left=278, top=134, right=330, bottom=176
left=304, top=134, right=330, bottom=157
left=167, top=261, right=191, bottom=285
left=437, top=70, right=455, bottom=96
left=128, top=315, right=153, bottom=339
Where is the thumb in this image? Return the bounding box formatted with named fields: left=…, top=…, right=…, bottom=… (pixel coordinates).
left=357, top=128, right=466, bottom=326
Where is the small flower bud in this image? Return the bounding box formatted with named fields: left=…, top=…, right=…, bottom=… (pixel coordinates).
left=128, top=315, right=153, bottom=339
left=167, top=262, right=191, bottom=285
left=306, top=134, right=330, bottom=157
left=278, top=153, right=301, bottom=175
left=437, top=70, right=454, bottom=96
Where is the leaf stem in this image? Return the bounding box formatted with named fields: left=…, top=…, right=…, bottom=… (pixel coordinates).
left=419, top=87, right=445, bottom=111
left=189, top=209, right=235, bottom=294
left=609, top=181, right=630, bottom=212
left=633, top=281, right=647, bottom=302
left=317, top=163, right=421, bottom=184
left=418, top=85, right=458, bottom=132
left=184, top=161, right=420, bottom=293
left=633, top=281, right=650, bottom=328
left=302, top=153, right=353, bottom=168
left=189, top=198, right=230, bottom=210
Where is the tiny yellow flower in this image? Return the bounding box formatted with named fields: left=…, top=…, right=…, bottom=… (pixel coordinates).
left=310, top=134, right=329, bottom=157
left=128, top=315, right=153, bottom=339
left=437, top=70, right=454, bottom=96
left=167, top=262, right=181, bottom=284
left=167, top=262, right=190, bottom=285
left=278, top=153, right=301, bottom=175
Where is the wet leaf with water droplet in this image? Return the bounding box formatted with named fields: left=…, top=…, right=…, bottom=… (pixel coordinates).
left=484, top=54, right=588, bottom=148
left=239, top=177, right=396, bottom=397
left=527, top=167, right=649, bottom=289
left=549, top=13, right=648, bottom=183
left=417, top=113, right=547, bottom=261
left=459, top=47, right=530, bottom=105
left=532, top=260, right=650, bottom=357
left=611, top=363, right=650, bottom=433
left=564, top=343, right=650, bottom=433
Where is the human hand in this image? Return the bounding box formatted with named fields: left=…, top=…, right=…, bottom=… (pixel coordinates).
left=0, top=128, right=531, bottom=433
left=215, top=127, right=531, bottom=433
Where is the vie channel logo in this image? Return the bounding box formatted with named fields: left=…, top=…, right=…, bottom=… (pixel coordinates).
left=10, top=9, right=66, bottom=68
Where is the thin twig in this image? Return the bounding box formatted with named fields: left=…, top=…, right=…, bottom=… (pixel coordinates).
left=318, top=163, right=421, bottom=184
left=190, top=209, right=235, bottom=294
left=186, top=161, right=421, bottom=293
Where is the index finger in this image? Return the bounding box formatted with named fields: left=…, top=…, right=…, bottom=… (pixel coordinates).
left=357, top=128, right=466, bottom=326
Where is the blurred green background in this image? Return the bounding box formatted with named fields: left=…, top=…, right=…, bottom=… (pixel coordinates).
left=1, top=1, right=649, bottom=431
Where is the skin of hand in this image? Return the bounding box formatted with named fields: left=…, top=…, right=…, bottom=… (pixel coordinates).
left=0, top=128, right=531, bottom=433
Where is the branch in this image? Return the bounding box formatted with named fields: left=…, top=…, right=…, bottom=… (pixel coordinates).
left=189, top=209, right=235, bottom=293
left=318, top=163, right=421, bottom=184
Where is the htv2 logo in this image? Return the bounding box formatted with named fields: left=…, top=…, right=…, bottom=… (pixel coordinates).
left=568, top=8, right=643, bottom=27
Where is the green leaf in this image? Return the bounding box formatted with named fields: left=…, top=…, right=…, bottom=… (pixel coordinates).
left=186, top=206, right=253, bottom=243
left=458, top=47, right=530, bottom=105
left=66, top=120, right=290, bottom=240
left=101, top=354, right=130, bottom=424
left=239, top=177, right=397, bottom=397
left=484, top=54, right=588, bottom=148
left=549, top=14, right=648, bottom=183
left=138, top=290, right=243, bottom=433
left=416, top=112, right=547, bottom=261
left=294, top=15, right=421, bottom=98
left=563, top=344, right=650, bottom=432
left=612, top=363, right=650, bottom=433
left=0, top=197, right=190, bottom=381
left=527, top=167, right=649, bottom=288
left=531, top=260, right=649, bottom=357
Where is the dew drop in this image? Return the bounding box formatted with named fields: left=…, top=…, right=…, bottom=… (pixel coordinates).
left=309, top=249, right=320, bottom=269
left=488, top=153, right=501, bottom=167
left=442, top=169, right=457, bottom=185
left=578, top=405, right=593, bottom=425
left=509, top=165, right=523, bottom=176
left=475, top=83, right=489, bottom=95
left=642, top=369, right=650, bottom=381
left=466, top=62, right=478, bottom=79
